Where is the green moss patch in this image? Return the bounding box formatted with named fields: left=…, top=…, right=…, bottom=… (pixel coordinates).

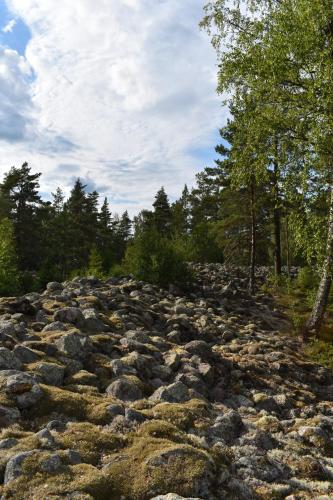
left=26, top=385, right=115, bottom=425
left=56, top=422, right=124, bottom=465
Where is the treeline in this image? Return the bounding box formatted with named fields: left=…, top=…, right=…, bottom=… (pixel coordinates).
left=0, top=147, right=299, bottom=296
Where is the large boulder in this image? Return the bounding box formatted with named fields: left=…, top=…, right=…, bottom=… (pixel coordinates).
left=0, top=348, right=22, bottom=370
left=0, top=320, right=16, bottom=339
left=0, top=404, right=20, bottom=427
left=55, top=332, right=91, bottom=359
left=4, top=451, right=34, bottom=484
left=106, top=377, right=143, bottom=402
left=149, top=382, right=191, bottom=403
left=53, top=307, right=84, bottom=326
left=5, top=372, right=44, bottom=409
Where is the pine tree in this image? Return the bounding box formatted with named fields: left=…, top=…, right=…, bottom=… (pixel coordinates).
left=0, top=162, right=42, bottom=270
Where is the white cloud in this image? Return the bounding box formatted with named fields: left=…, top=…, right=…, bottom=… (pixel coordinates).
left=2, top=19, right=16, bottom=33
left=1, top=0, right=226, bottom=214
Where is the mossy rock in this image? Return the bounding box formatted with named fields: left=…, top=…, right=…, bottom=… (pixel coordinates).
left=0, top=463, right=112, bottom=500
left=104, top=436, right=215, bottom=499
left=145, top=399, right=210, bottom=430
left=42, top=300, right=65, bottom=314
left=56, top=422, right=124, bottom=465
left=26, top=385, right=115, bottom=425
left=65, top=370, right=99, bottom=387
left=77, top=296, right=102, bottom=309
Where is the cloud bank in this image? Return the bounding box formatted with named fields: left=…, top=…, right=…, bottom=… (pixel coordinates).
left=1, top=0, right=226, bottom=214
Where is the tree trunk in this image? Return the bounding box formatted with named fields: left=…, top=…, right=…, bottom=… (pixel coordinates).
left=249, top=182, right=256, bottom=295
left=303, top=185, right=333, bottom=340
left=285, top=214, right=291, bottom=277
left=273, top=161, right=282, bottom=276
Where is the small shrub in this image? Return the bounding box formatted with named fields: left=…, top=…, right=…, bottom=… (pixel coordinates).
left=305, top=339, right=333, bottom=372
left=297, top=266, right=319, bottom=290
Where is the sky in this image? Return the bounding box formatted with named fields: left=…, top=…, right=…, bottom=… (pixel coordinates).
left=0, top=0, right=227, bottom=214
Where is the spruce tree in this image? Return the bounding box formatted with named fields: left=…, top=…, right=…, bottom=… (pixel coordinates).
left=97, top=198, right=114, bottom=271
left=153, top=187, right=172, bottom=235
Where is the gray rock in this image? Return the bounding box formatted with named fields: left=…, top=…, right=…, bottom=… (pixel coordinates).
left=32, top=362, right=65, bottom=386
left=106, top=377, right=143, bottom=402
left=82, top=308, right=108, bottom=333
left=42, top=321, right=67, bottom=332
left=55, top=333, right=86, bottom=358
left=0, top=348, right=22, bottom=370
left=163, top=352, right=181, bottom=370
left=54, top=307, right=84, bottom=326
left=176, top=372, right=207, bottom=396
left=0, top=320, right=16, bottom=339
left=16, top=384, right=44, bottom=409
left=125, top=408, right=146, bottom=423
left=40, top=453, right=62, bottom=472
left=126, top=330, right=151, bottom=344
left=46, top=420, right=67, bottom=432
left=110, top=358, right=137, bottom=377
left=0, top=438, right=18, bottom=449
left=184, top=340, right=212, bottom=359
left=13, top=345, right=40, bottom=363
left=106, top=404, right=125, bottom=417
left=67, top=449, right=82, bottom=464
left=5, top=372, right=36, bottom=395
left=149, top=381, right=191, bottom=403
left=47, top=282, right=64, bottom=293
left=36, top=428, right=56, bottom=449
left=0, top=405, right=20, bottom=427
left=210, top=410, right=244, bottom=444
left=4, top=451, right=34, bottom=484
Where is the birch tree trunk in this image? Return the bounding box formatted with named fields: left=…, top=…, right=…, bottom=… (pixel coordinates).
left=303, top=185, right=333, bottom=340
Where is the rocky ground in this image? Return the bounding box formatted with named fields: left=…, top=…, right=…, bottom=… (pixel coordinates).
left=0, top=264, right=332, bottom=500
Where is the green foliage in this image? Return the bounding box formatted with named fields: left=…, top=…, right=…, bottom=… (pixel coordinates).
left=296, top=267, right=319, bottom=291
left=0, top=218, right=20, bottom=295
left=122, top=228, right=191, bottom=287
left=87, top=246, right=105, bottom=278
left=305, top=339, right=333, bottom=372
left=152, top=187, right=172, bottom=236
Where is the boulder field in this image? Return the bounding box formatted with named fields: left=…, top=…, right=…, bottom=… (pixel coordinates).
left=0, top=264, right=332, bottom=499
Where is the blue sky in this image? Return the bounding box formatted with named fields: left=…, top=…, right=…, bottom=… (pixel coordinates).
left=0, top=0, right=227, bottom=214
left=0, top=2, right=30, bottom=55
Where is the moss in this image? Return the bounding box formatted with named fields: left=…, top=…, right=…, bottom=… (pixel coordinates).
left=65, top=370, right=99, bottom=387
left=76, top=295, right=102, bottom=309
left=304, top=339, right=333, bottom=372
left=145, top=399, right=210, bottom=430
left=0, top=433, right=40, bottom=481
left=56, top=422, right=124, bottom=465
left=1, top=463, right=112, bottom=500
left=26, top=385, right=115, bottom=425
left=104, top=435, right=214, bottom=499
left=137, top=420, right=190, bottom=443
left=41, top=300, right=64, bottom=314
left=108, top=314, right=124, bottom=330
left=64, top=384, right=100, bottom=395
